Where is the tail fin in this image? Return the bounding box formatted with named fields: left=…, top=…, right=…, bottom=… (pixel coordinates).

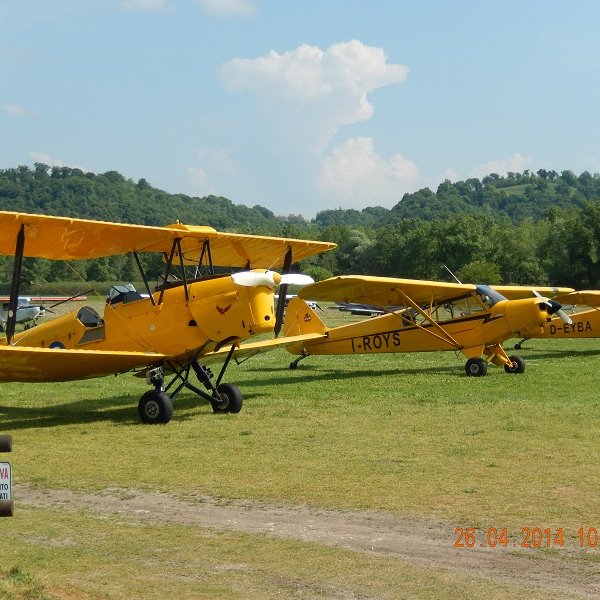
left=284, top=297, right=328, bottom=337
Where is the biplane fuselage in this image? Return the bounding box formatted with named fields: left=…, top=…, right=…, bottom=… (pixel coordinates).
left=7, top=276, right=276, bottom=379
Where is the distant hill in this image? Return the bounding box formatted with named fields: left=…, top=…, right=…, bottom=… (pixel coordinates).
left=1, top=164, right=599, bottom=289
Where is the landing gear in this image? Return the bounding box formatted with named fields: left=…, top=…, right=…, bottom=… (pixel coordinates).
left=210, top=383, right=243, bottom=414
left=138, top=346, right=244, bottom=424
left=504, top=355, right=525, bottom=374
left=138, top=390, right=173, bottom=424
left=465, top=357, right=487, bottom=377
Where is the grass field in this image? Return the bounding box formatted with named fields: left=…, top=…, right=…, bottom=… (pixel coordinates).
left=1, top=300, right=599, bottom=598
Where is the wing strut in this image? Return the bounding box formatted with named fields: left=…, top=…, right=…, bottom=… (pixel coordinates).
left=274, top=247, right=292, bottom=337
left=394, top=288, right=462, bottom=350
left=6, top=224, right=25, bottom=345
left=134, top=251, right=156, bottom=306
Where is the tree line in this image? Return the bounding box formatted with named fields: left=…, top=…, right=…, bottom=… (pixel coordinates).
left=0, top=164, right=599, bottom=292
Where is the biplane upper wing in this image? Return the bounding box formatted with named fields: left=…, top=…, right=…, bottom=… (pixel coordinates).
left=492, top=285, right=575, bottom=300
left=172, top=225, right=337, bottom=269
left=0, top=345, right=168, bottom=382
left=0, top=211, right=211, bottom=260
left=0, top=211, right=335, bottom=266
left=298, top=275, right=477, bottom=307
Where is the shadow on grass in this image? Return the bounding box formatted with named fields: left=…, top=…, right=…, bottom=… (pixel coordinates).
left=511, top=347, right=600, bottom=360
left=0, top=387, right=269, bottom=431
left=233, top=362, right=463, bottom=389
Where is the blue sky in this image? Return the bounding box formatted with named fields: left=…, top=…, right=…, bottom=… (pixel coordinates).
left=2, top=0, right=600, bottom=218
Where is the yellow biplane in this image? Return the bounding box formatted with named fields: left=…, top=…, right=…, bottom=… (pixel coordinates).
left=0, top=211, right=335, bottom=423
left=492, top=287, right=598, bottom=349
left=281, top=275, right=570, bottom=376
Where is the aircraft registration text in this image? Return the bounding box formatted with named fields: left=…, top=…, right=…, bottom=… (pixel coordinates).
left=350, top=331, right=401, bottom=352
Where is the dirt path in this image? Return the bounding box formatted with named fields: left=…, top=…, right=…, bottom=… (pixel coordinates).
left=15, top=483, right=599, bottom=598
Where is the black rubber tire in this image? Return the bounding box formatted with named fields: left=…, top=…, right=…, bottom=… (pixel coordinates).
left=138, top=390, right=173, bottom=424
left=465, top=357, right=487, bottom=377
left=504, top=355, right=526, bottom=374
left=211, top=383, right=243, bottom=414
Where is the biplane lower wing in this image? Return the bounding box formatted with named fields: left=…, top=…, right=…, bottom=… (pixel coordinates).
left=202, top=333, right=327, bottom=365
left=0, top=346, right=167, bottom=382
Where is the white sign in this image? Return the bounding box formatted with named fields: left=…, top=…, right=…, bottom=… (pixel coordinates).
left=0, top=462, right=11, bottom=501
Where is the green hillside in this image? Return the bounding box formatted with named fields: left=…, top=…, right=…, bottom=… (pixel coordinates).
left=1, top=164, right=599, bottom=289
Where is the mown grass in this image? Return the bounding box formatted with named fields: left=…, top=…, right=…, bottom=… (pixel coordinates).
left=1, top=301, right=599, bottom=597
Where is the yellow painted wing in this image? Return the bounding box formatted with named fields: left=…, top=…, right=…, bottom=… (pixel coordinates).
left=553, top=290, right=600, bottom=306
left=492, top=285, right=575, bottom=299
left=299, top=276, right=476, bottom=307
left=201, top=333, right=326, bottom=364
left=0, top=346, right=167, bottom=382
left=174, top=226, right=337, bottom=269
left=0, top=211, right=335, bottom=267
left=0, top=211, right=213, bottom=260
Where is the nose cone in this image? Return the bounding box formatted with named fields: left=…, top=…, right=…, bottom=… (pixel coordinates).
left=503, top=298, right=550, bottom=334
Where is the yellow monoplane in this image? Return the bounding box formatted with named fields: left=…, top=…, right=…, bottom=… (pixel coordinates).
left=0, top=211, right=335, bottom=423
left=282, top=275, right=570, bottom=376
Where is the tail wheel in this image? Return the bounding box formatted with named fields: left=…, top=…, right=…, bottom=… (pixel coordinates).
left=504, top=355, right=525, bottom=374
left=465, top=357, right=487, bottom=377
left=138, top=390, right=173, bottom=424
left=211, top=383, right=243, bottom=414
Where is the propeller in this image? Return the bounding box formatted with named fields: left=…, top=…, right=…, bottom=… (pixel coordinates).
left=232, top=270, right=314, bottom=288
left=533, top=290, right=572, bottom=324
left=231, top=269, right=315, bottom=337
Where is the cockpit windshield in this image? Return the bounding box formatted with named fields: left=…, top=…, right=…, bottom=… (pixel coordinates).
left=475, top=285, right=507, bottom=308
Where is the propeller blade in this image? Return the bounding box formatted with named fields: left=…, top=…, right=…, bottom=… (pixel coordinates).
left=231, top=271, right=281, bottom=288
left=280, top=273, right=314, bottom=287
left=232, top=271, right=314, bottom=289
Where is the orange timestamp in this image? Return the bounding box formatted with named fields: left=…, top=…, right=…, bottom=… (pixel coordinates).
left=454, top=526, right=599, bottom=549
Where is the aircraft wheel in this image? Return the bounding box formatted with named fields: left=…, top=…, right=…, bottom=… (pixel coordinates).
left=138, top=390, right=173, bottom=424
left=504, top=355, right=525, bottom=374
left=211, top=383, right=243, bottom=414
left=465, top=357, right=487, bottom=377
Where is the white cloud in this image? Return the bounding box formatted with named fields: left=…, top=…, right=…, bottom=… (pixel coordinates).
left=440, top=167, right=459, bottom=182
left=196, top=147, right=237, bottom=176
left=320, top=137, right=418, bottom=208
left=1, top=103, right=26, bottom=117
left=195, top=0, right=256, bottom=16
left=470, top=153, right=532, bottom=179
left=120, top=0, right=171, bottom=12
left=29, top=152, right=90, bottom=172
left=187, top=147, right=237, bottom=195
left=221, top=40, right=408, bottom=152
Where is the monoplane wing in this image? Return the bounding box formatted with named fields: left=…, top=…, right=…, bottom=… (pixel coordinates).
left=0, top=346, right=167, bottom=382
left=299, top=276, right=476, bottom=307
left=492, top=285, right=575, bottom=299
left=553, top=290, right=600, bottom=307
